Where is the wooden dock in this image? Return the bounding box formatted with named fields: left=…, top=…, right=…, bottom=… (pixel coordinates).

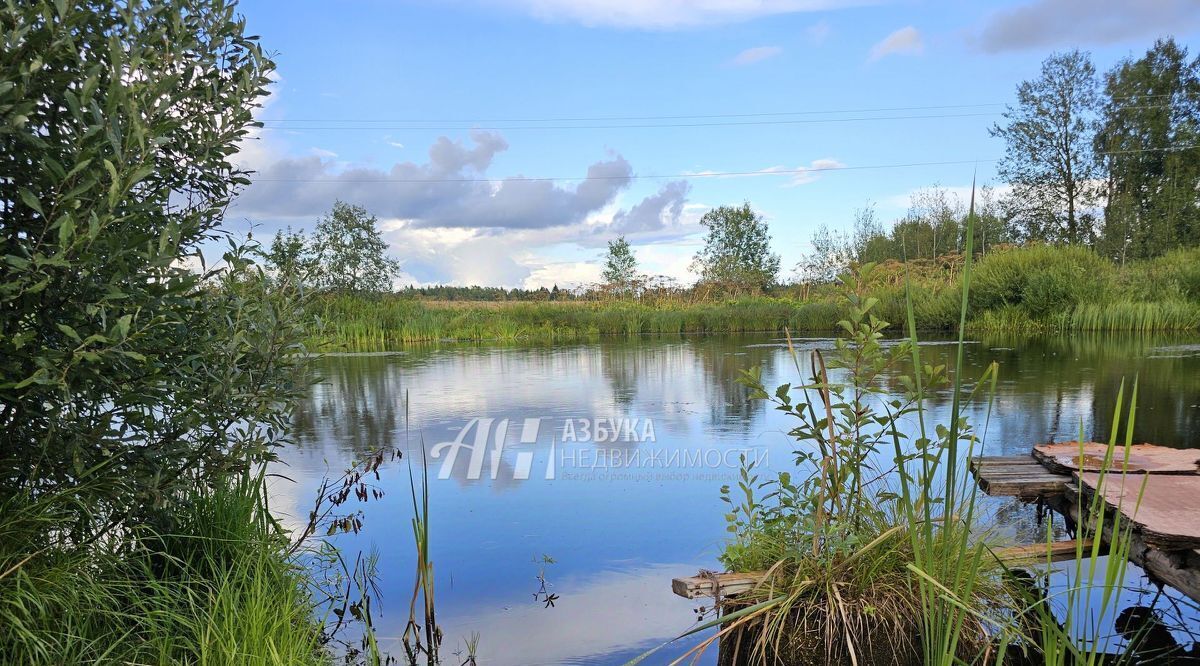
left=972, top=442, right=1200, bottom=602
left=672, top=443, right=1200, bottom=604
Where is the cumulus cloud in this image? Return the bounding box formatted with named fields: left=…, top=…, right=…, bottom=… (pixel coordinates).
left=228, top=129, right=703, bottom=288
left=974, top=0, right=1200, bottom=53
left=233, top=130, right=634, bottom=230
left=730, top=45, right=783, bottom=66
left=610, top=180, right=691, bottom=233
left=867, top=26, right=924, bottom=61
left=486, top=0, right=870, bottom=29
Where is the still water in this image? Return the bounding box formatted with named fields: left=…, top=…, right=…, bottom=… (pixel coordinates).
left=270, top=333, right=1200, bottom=665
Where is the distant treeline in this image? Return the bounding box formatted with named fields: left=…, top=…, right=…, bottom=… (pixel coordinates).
left=398, top=283, right=579, bottom=301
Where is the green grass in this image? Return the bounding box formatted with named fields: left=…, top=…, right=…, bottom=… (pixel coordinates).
left=0, top=471, right=331, bottom=665
left=308, top=245, right=1200, bottom=350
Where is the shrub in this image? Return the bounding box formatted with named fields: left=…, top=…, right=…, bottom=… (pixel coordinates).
left=971, top=245, right=1115, bottom=319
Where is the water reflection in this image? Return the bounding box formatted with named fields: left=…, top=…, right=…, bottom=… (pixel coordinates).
left=273, top=332, right=1200, bottom=664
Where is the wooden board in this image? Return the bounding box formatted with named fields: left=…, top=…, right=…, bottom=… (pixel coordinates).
left=971, top=456, right=1069, bottom=498
left=1047, top=488, right=1200, bottom=603
left=992, top=539, right=1095, bottom=566
left=672, top=571, right=766, bottom=599
left=1078, top=472, right=1200, bottom=550
left=1033, top=442, right=1200, bottom=475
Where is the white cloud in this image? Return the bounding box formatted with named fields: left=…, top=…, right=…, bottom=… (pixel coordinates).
left=786, top=158, right=846, bottom=186
left=686, top=159, right=845, bottom=186
left=486, top=0, right=872, bottom=29
left=310, top=147, right=338, bottom=159
left=867, top=26, right=924, bottom=62
left=974, top=0, right=1200, bottom=53
left=730, top=45, right=783, bottom=66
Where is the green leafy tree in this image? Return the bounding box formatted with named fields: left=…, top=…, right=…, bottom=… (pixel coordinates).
left=991, top=50, right=1101, bottom=245
left=1096, top=38, right=1200, bottom=262
left=798, top=224, right=853, bottom=284
left=601, top=235, right=639, bottom=295
left=0, top=0, right=307, bottom=536
left=692, top=203, right=780, bottom=293
left=266, top=226, right=318, bottom=287
left=311, top=201, right=401, bottom=294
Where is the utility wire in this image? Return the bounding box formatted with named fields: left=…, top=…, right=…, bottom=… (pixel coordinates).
left=258, top=102, right=1007, bottom=124
left=257, top=96, right=1185, bottom=125
left=259, top=111, right=1001, bottom=131
left=251, top=158, right=997, bottom=183
left=247, top=144, right=1199, bottom=185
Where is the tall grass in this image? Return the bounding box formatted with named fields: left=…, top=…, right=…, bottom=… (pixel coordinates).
left=309, top=296, right=841, bottom=349
left=309, top=245, right=1200, bottom=350
left=0, top=470, right=329, bottom=665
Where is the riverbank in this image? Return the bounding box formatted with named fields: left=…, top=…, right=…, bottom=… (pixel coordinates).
left=309, top=245, right=1200, bottom=349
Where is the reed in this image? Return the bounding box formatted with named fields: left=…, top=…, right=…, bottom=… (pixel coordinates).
left=307, top=244, right=1200, bottom=350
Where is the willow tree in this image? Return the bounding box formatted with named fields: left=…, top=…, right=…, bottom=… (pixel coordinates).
left=0, top=0, right=306, bottom=538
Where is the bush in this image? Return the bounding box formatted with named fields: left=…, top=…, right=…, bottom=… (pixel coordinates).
left=971, top=245, right=1115, bottom=319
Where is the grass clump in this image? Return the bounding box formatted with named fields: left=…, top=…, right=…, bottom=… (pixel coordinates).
left=0, top=471, right=329, bottom=665
left=686, top=260, right=1010, bottom=665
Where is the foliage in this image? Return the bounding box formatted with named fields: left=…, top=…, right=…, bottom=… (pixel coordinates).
left=1096, top=38, right=1200, bottom=262
left=268, top=226, right=321, bottom=288
left=970, top=244, right=1115, bottom=319
left=601, top=235, right=640, bottom=295
left=700, top=259, right=1007, bottom=665
left=0, top=0, right=312, bottom=540
left=798, top=186, right=1015, bottom=281
left=311, top=201, right=401, bottom=294
left=691, top=202, right=781, bottom=294
left=991, top=50, right=1101, bottom=244
left=0, top=470, right=327, bottom=665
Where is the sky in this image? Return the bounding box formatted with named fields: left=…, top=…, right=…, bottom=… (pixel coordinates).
left=227, top=0, right=1200, bottom=289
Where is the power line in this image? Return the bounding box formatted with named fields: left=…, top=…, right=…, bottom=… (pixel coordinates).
left=258, top=102, right=1007, bottom=124
left=258, top=111, right=1002, bottom=131
left=256, top=101, right=1182, bottom=128
left=251, top=158, right=998, bottom=184
left=245, top=144, right=1199, bottom=185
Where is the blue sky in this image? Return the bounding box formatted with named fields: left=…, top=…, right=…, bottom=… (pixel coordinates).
left=228, top=0, right=1200, bottom=288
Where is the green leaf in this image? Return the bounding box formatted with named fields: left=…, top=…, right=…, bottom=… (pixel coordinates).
left=18, top=189, right=43, bottom=215
left=56, top=323, right=82, bottom=341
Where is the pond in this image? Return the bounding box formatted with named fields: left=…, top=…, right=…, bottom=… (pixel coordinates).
left=270, top=333, right=1200, bottom=665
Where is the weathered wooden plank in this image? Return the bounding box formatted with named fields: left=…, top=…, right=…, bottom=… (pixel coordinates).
left=1034, top=442, right=1200, bottom=475
left=1077, top=472, right=1200, bottom=550
left=993, top=539, right=1095, bottom=566
left=1048, top=490, right=1200, bottom=603
left=672, top=571, right=766, bottom=599
left=971, top=456, right=1041, bottom=470
left=979, top=476, right=1069, bottom=498
left=977, top=469, right=1066, bottom=479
